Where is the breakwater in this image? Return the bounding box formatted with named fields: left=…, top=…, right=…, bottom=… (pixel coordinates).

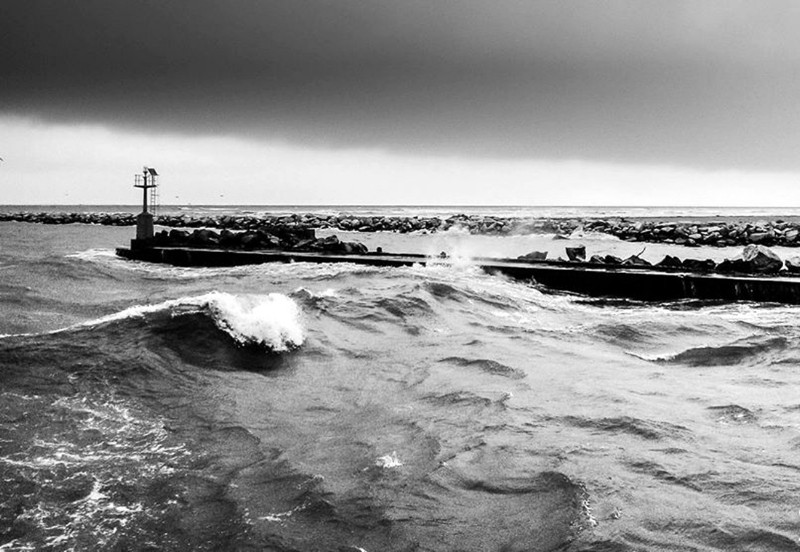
left=5, top=211, right=800, bottom=247
left=531, top=244, right=800, bottom=275
left=151, top=228, right=369, bottom=255
left=117, top=243, right=800, bottom=304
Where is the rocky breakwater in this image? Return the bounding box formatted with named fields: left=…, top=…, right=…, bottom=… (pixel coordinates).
left=0, top=211, right=138, bottom=226
left=150, top=227, right=369, bottom=255
left=6, top=210, right=800, bottom=248
left=585, top=219, right=800, bottom=247
left=0, top=210, right=575, bottom=235
left=150, top=213, right=557, bottom=235
left=521, top=244, right=800, bottom=277
left=283, top=213, right=578, bottom=235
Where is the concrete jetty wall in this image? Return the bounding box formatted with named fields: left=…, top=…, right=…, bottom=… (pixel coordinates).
left=116, top=245, right=800, bottom=304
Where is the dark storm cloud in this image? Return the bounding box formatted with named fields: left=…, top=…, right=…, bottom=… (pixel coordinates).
left=3, top=0, right=800, bottom=170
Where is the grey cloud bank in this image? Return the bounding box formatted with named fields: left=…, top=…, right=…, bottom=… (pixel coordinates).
left=3, top=0, right=800, bottom=170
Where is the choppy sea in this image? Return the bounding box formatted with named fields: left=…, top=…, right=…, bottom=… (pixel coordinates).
left=2, top=206, right=800, bottom=551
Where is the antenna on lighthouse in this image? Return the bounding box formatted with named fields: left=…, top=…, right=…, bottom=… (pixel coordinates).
left=133, top=166, right=158, bottom=245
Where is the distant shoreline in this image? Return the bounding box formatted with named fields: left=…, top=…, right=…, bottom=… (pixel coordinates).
left=4, top=204, right=800, bottom=224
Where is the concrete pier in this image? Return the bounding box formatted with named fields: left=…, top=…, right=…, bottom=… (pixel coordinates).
left=116, top=245, right=800, bottom=304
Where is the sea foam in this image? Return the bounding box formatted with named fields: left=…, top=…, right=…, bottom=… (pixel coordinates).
left=205, top=292, right=305, bottom=351
left=6, top=291, right=305, bottom=352
left=375, top=451, right=403, bottom=469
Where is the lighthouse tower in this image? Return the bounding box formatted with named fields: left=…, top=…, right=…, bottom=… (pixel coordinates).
left=133, top=166, right=158, bottom=247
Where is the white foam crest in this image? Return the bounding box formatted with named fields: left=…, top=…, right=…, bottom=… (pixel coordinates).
left=257, top=504, right=305, bottom=523
left=421, top=238, right=485, bottom=266
left=292, top=286, right=339, bottom=299
left=68, top=246, right=290, bottom=280
left=99, top=291, right=306, bottom=351
left=206, top=292, right=305, bottom=351
left=67, top=247, right=226, bottom=282
left=71, top=248, right=256, bottom=280
left=406, top=262, right=563, bottom=311
left=375, top=451, right=403, bottom=469
left=72, top=295, right=207, bottom=328
left=2, top=291, right=305, bottom=351
left=85, top=248, right=392, bottom=282
left=0, top=540, right=36, bottom=551
left=625, top=350, right=666, bottom=363
left=66, top=248, right=118, bottom=262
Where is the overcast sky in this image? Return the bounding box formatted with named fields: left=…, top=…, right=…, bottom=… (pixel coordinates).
left=2, top=1, right=800, bottom=205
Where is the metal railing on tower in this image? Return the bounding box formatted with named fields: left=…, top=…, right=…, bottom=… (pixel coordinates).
left=150, top=184, right=159, bottom=216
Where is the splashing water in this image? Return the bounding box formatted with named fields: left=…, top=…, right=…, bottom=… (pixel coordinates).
left=375, top=451, right=403, bottom=469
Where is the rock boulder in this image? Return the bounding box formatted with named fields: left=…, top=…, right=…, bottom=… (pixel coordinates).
left=786, top=257, right=800, bottom=274
left=719, top=245, right=783, bottom=274
left=656, top=255, right=682, bottom=268
left=518, top=251, right=548, bottom=261
left=565, top=245, right=586, bottom=262
left=622, top=255, right=651, bottom=267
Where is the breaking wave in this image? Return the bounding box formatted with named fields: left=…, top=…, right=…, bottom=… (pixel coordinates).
left=642, top=336, right=789, bottom=367
left=4, top=292, right=305, bottom=353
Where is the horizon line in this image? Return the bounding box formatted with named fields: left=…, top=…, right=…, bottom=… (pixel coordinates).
left=2, top=204, right=800, bottom=209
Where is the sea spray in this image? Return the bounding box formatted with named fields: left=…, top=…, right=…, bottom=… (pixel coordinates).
left=206, top=292, right=305, bottom=351
left=375, top=451, right=403, bottom=469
